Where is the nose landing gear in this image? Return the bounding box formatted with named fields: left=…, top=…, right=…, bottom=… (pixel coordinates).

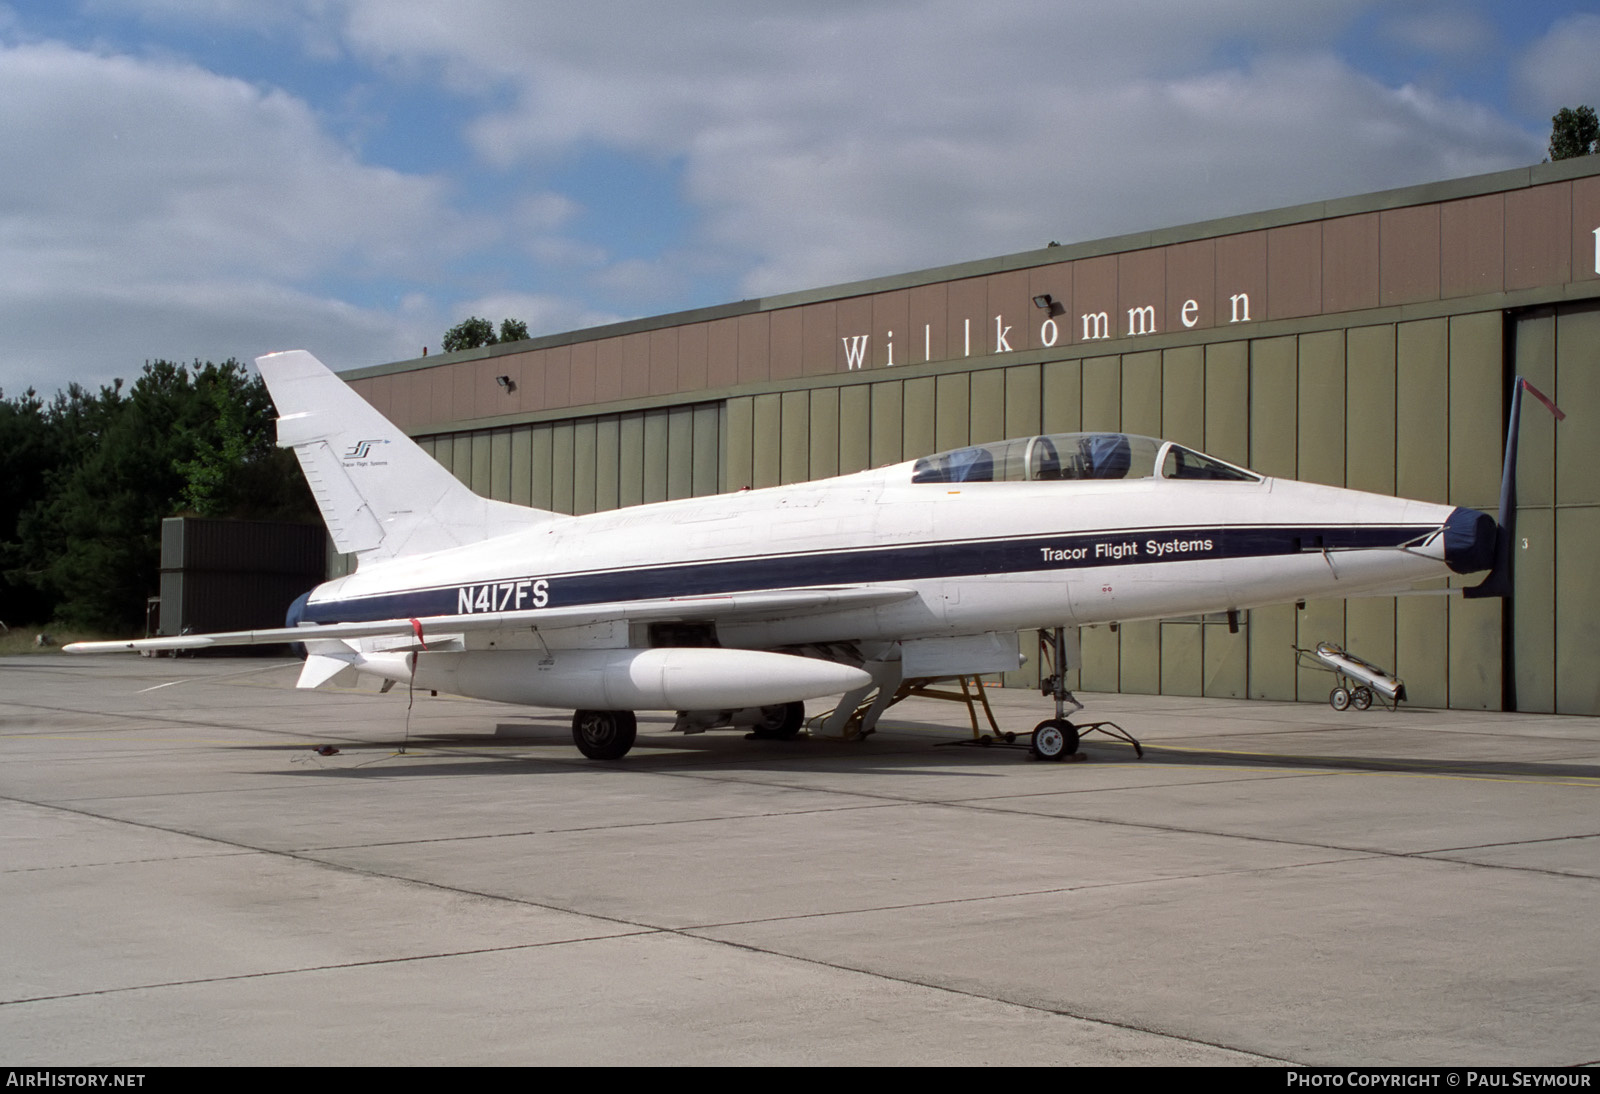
left=1029, top=626, right=1143, bottom=762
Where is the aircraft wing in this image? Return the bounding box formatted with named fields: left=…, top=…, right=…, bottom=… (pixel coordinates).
left=63, top=585, right=917, bottom=654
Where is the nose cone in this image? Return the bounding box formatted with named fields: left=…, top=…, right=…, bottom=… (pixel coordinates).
left=1443, top=507, right=1497, bottom=575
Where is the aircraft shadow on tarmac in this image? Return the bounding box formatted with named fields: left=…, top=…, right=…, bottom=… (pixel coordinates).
left=240, top=712, right=1600, bottom=783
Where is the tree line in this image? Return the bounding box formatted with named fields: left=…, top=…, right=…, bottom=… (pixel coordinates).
left=1, top=360, right=315, bottom=634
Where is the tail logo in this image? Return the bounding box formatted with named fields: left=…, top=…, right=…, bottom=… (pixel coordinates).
left=343, top=439, right=390, bottom=460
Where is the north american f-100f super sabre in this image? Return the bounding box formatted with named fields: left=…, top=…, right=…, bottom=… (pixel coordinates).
left=71, top=350, right=1535, bottom=761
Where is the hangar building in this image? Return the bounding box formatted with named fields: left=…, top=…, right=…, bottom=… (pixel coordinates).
left=343, top=157, right=1600, bottom=716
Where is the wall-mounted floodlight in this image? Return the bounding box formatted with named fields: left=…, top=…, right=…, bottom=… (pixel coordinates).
left=1032, top=294, right=1066, bottom=318
left=495, top=375, right=516, bottom=393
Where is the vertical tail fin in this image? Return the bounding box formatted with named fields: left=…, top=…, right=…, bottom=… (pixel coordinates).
left=256, top=350, right=555, bottom=561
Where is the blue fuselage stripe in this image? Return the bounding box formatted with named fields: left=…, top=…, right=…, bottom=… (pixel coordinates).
left=301, top=524, right=1435, bottom=625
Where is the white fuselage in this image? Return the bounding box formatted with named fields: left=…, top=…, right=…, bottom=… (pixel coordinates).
left=303, top=458, right=1457, bottom=660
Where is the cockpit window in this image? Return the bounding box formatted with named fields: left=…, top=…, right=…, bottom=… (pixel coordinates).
left=911, top=432, right=1260, bottom=485
left=1160, top=444, right=1259, bottom=481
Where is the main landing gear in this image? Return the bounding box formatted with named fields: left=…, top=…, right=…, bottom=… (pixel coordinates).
left=572, top=709, right=637, bottom=760
left=572, top=701, right=807, bottom=760
left=749, top=701, right=805, bottom=740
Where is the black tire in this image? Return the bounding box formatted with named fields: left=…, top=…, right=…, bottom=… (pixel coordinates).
left=1030, top=718, right=1079, bottom=761
left=1330, top=687, right=1351, bottom=711
left=1352, top=687, right=1374, bottom=711
left=572, top=709, right=638, bottom=760
left=750, top=701, right=804, bottom=740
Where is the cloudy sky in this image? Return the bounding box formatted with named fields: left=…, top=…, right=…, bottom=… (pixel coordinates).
left=0, top=0, right=1595, bottom=395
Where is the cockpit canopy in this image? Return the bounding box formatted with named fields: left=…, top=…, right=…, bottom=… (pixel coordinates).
left=910, top=432, right=1261, bottom=485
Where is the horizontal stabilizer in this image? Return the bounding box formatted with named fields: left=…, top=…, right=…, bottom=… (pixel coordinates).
left=297, top=653, right=357, bottom=689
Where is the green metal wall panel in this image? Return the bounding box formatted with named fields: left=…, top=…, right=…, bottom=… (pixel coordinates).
left=779, top=390, right=810, bottom=485
left=1121, top=351, right=1161, bottom=437
left=1203, top=617, right=1248, bottom=698
left=1040, top=359, right=1081, bottom=433
left=1120, top=621, right=1161, bottom=694
left=1160, top=621, right=1204, bottom=696
left=595, top=416, right=620, bottom=511
left=1081, top=356, right=1121, bottom=432
left=490, top=429, right=512, bottom=502
left=1004, top=364, right=1041, bottom=438
left=903, top=376, right=936, bottom=459
left=1448, top=595, right=1502, bottom=711
left=511, top=427, right=532, bottom=507
left=1204, top=341, right=1249, bottom=466
left=1297, top=330, right=1345, bottom=488
left=692, top=403, right=720, bottom=497
left=870, top=381, right=903, bottom=467
left=530, top=426, right=554, bottom=511
left=1395, top=595, right=1448, bottom=709
left=549, top=422, right=575, bottom=514
left=1346, top=325, right=1396, bottom=496
left=1249, top=336, right=1297, bottom=478
left=470, top=430, right=492, bottom=496
left=716, top=402, right=731, bottom=494
left=1249, top=604, right=1298, bottom=700
left=1555, top=505, right=1600, bottom=715
left=1449, top=313, right=1504, bottom=511
left=1395, top=318, right=1449, bottom=503
left=1344, top=598, right=1396, bottom=693
left=1161, top=346, right=1205, bottom=448
left=1512, top=507, right=1555, bottom=712
left=935, top=372, right=970, bottom=451
left=1079, top=625, right=1119, bottom=693
left=666, top=405, right=694, bottom=501
left=809, top=387, right=840, bottom=480
left=1556, top=304, right=1600, bottom=507
left=839, top=385, right=871, bottom=474
left=572, top=418, right=597, bottom=515
left=642, top=410, right=669, bottom=503
left=618, top=414, right=644, bottom=507
left=724, top=396, right=754, bottom=492
left=752, top=393, right=781, bottom=488
left=970, top=369, right=1005, bottom=444
left=448, top=434, right=471, bottom=486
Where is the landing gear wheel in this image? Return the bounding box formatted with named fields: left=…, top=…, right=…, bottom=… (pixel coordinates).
left=750, top=700, right=804, bottom=740
left=1352, top=686, right=1374, bottom=711
left=1330, top=687, right=1351, bottom=711
left=572, top=709, right=637, bottom=760
left=1030, top=718, right=1079, bottom=761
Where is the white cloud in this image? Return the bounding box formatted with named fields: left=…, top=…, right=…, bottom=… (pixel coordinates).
left=0, top=39, right=468, bottom=392
left=1380, top=7, right=1496, bottom=58
left=0, top=2, right=1559, bottom=394
left=324, top=2, right=1542, bottom=298
left=1513, top=13, right=1600, bottom=117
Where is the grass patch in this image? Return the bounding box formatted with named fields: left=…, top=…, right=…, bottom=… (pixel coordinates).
left=0, top=624, right=117, bottom=654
